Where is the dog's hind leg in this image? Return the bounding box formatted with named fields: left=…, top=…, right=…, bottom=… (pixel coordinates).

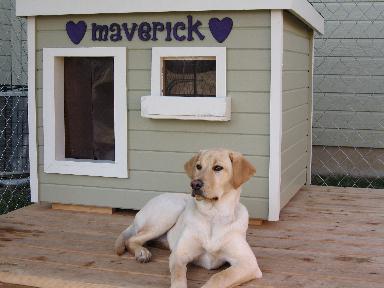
left=114, top=224, right=135, bottom=256
left=125, top=229, right=164, bottom=263
left=115, top=193, right=189, bottom=263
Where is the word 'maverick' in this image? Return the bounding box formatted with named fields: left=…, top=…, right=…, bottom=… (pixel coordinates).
left=65, top=16, right=233, bottom=44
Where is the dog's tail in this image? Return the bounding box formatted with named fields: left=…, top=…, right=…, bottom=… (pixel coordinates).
left=114, top=224, right=136, bottom=255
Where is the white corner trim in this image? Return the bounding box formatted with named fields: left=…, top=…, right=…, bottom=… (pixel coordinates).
left=141, top=96, right=231, bottom=121
left=43, top=47, right=128, bottom=178
left=27, top=16, right=39, bottom=203
left=16, top=0, right=324, bottom=34
left=151, top=47, right=226, bottom=98
left=306, top=32, right=315, bottom=186
left=268, top=10, right=283, bottom=221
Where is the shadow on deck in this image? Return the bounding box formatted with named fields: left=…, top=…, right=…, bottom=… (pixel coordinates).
left=0, top=186, right=382, bottom=287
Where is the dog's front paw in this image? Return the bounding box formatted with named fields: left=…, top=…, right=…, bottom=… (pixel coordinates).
left=135, top=247, right=152, bottom=263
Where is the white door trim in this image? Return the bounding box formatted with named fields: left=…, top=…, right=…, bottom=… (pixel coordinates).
left=268, top=10, right=283, bottom=221
left=27, top=16, right=39, bottom=202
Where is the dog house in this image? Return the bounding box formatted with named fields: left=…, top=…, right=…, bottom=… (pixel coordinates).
left=17, top=0, right=323, bottom=220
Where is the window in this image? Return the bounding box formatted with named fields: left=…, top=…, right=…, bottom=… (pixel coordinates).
left=43, top=48, right=127, bottom=178
left=141, top=47, right=230, bottom=121
left=162, top=58, right=216, bottom=97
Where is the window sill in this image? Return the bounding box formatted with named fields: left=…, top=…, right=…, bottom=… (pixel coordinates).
left=141, top=96, right=231, bottom=121
left=44, top=159, right=128, bottom=178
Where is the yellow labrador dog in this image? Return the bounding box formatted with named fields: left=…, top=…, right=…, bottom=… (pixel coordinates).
left=115, top=149, right=262, bottom=288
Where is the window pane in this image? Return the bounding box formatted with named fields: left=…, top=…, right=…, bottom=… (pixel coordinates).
left=64, top=57, right=115, bottom=161
left=163, top=59, right=216, bottom=97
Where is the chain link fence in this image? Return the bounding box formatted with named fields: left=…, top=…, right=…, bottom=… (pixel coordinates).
left=310, top=0, right=384, bottom=188
left=0, top=0, right=30, bottom=214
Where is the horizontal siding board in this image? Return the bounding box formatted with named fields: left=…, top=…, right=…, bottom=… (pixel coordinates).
left=313, top=111, right=384, bottom=131
left=227, top=49, right=270, bottom=70
left=36, top=28, right=271, bottom=49
left=227, top=70, right=270, bottom=92
left=314, top=93, right=384, bottom=113
left=282, top=105, right=308, bottom=132
left=39, top=184, right=269, bottom=218
left=283, top=51, right=310, bottom=71
left=127, top=111, right=270, bottom=135
left=283, top=32, right=310, bottom=54
left=281, top=153, right=307, bottom=186
left=39, top=169, right=268, bottom=198
left=127, top=70, right=150, bottom=90
left=283, top=88, right=308, bottom=111
left=282, top=71, right=309, bottom=91
left=280, top=169, right=306, bottom=208
left=37, top=147, right=270, bottom=177
left=36, top=11, right=271, bottom=31
left=36, top=109, right=269, bottom=135
left=132, top=130, right=269, bottom=156
left=282, top=121, right=308, bottom=151
left=313, top=128, right=384, bottom=148
left=36, top=70, right=270, bottom=92
left=36, top=48, right=271, bottom=71
left=314, top=75, right=384, bottom=94
left=38, top=128, right=270, bottom=156
left=281, top=138, right=307, bottom=172
left=227, top=92, right=270, bottom=113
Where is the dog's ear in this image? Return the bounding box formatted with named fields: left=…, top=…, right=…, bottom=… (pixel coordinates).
left=184, top=152, right=201, bottom=179
left=229, top=152, right=256, bottom=189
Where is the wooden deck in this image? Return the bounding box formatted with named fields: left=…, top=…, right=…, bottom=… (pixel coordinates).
left=0, top=186, right=383, bottom=287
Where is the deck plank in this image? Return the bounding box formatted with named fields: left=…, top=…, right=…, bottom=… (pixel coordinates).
left=0, top=186, right=383, bottom=287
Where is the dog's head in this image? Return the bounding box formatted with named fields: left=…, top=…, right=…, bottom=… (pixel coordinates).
left=184, top=149, right=256, bottom=202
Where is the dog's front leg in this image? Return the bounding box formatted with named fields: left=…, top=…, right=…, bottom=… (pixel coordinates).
left=169, top=231, right=202, bottom=288
left=201, top=235, right=262, bottom=288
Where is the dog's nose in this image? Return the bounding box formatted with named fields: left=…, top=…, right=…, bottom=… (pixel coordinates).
left=191, top=179, right=204, bottom=190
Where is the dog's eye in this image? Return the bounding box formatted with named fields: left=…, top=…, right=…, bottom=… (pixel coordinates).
left=196, top=164, right=202, bottom=170
left=213, top=165, right=223, bottom=172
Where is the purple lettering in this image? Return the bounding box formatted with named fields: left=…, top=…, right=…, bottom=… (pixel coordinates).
left=109, top=23, right=122, bottom=42
left=187, top=15, right=205, bottom=41
left=122, top=23, right=138, bottom=41
left=173, top=22, right=186, bottom=41
left=138, top=22, right=152, bottom=41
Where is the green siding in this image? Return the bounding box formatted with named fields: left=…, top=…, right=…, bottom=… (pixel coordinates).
left=35, top=11, right=271, bottom=218
left=281, top=12, right=311, bottom=208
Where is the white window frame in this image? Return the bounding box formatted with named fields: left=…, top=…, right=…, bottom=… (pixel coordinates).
left=43, top=47, right=128, bottom=178
left=141, top=47, right=231, bottom=121
left=151, top=47, right=226, bottom=98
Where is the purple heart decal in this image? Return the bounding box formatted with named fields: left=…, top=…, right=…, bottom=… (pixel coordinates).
left=66, top=21, right=87, bottom=45
left=208, top=17, right=233, bottom=43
